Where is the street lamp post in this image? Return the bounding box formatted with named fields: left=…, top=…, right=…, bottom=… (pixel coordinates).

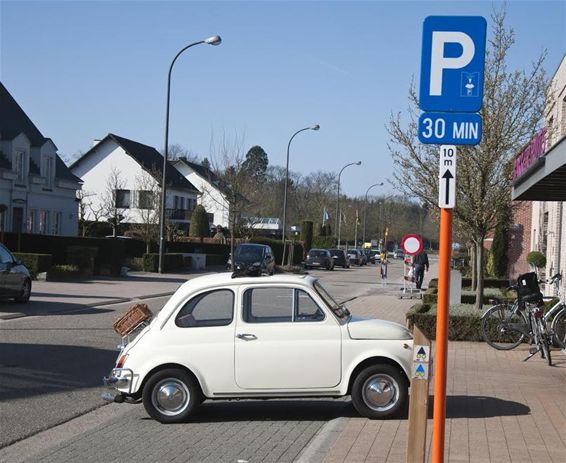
left=335, top=161, right=362, bottom=248
left=281, top=124, right=320, bottom=244
left=362, top=182, right=384, bottom=245
left=158, top=35, right=221, bottom=274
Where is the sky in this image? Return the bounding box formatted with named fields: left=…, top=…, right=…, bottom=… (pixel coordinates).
left=1, top=0, right=564, bottom=198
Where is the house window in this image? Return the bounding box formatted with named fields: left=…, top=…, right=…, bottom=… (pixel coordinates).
left=43, top=156, right=54, bottom=189
left=207, top=213, right=214, bottom=224
left=138, top=190, right=154, bottom=209
left=115, top=190, right=131, bottom=208
left=27, top=209, right=37, bottom=233
left=15, top=151, right=26, bottom=184
left=180, top=197, right=185, bottom=210
left=187, top=198, right=195, bottom=211
left=174, top=195, right=180, bottom=210
left=53, top=211, right=62, bottom=235
left=39, top=210, right=50, bottom=234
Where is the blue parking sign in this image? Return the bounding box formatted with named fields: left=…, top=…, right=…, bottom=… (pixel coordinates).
left=419, top=16, right=487, bottom=112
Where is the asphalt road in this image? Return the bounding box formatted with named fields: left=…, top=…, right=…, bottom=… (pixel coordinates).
left=0, top=260, right=406, bottom=460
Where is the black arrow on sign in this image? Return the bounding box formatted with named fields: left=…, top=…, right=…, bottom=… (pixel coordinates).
left=442, top=170, right=454, bottom=205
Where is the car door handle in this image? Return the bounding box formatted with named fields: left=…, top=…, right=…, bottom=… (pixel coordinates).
left=236, top=333, right=257, bottom=341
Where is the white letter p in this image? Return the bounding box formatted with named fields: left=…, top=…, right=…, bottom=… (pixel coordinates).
left=429, top=31, right=475, bottom=96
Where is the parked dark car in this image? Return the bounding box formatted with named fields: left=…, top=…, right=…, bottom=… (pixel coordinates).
left=304, top=249, right=334, bottom=270
left=347, top=249, right=363, bottom=266
left=369, top=249, right=381, bottom=264
left=227, top=243, right=275, bottom=275
left=328, top=249, right=350, bottom=268
left=0, top=243, right=31, bottom=302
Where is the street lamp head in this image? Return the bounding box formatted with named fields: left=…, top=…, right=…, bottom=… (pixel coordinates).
left=311, top=124, right=320, bottom=131
left=204, top=35, right=222, bottom=45
left=356, top=161, right=362, bottom=165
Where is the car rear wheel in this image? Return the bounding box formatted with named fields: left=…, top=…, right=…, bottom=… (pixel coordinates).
left=14, top=279, right=31, bottom=303
left=351, top=364, right=408, bottom=419
left=142, top=368, right=202, bottom=423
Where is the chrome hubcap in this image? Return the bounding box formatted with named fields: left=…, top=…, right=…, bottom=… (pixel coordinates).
left=362, top=374, right=399, bottom=412
left=152, top=378, right=190, bottom=416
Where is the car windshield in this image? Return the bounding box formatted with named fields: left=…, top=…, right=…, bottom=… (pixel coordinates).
left=309, top=250, right=327, bottom=257
left=235, top=246, right=263, bottom=261
left=313, top=280, right=350, bottom=320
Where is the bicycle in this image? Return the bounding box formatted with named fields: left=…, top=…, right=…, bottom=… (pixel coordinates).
left=480, top=272, right=563, bottom=366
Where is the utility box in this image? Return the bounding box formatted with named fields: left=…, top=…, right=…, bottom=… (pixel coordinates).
left=450, top=270, right=462, bottom=305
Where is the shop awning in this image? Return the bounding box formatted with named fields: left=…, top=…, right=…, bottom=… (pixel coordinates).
left=512, top=135, right=566, bottom=201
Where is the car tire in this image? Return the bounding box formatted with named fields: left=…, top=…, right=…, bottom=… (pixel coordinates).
left=14, top=279, right=31, bottom=303
left=351, top=364, right=408, bottom=419
left=142, top=368, right=202, bottom=423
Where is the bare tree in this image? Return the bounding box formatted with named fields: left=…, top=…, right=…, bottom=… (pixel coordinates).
left=162, top=144, right=200, bottom=162
left=207, top=132, right=252, bottom=270
left=77, top=189, right=104, bottom=237
left=387, top=8, right=547, bottom=309
left=130, top=170, right=161, bottom=253
left=100, top=168, right=129, bottom=237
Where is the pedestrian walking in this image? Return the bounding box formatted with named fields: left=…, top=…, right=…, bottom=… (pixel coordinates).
left=412, top=249, right=429, bottom=290
left=380, top=252, right=388, bottom=285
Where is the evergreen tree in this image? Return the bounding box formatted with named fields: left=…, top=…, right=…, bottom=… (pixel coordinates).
left=490, top=208, right=511, bottom=277
left=189, top=205, right=210, bottom=238
left=242, top=145, right=269, bottom=182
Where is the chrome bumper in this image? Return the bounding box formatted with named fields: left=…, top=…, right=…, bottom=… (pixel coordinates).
left=102, top=368, right=134, bottom=394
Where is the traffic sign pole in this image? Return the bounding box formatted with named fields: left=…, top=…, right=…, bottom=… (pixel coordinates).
left=431, top=208, right=453, bottom=463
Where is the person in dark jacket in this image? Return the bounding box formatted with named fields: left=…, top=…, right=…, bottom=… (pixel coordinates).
left=412, top=250, right=429, bottom=290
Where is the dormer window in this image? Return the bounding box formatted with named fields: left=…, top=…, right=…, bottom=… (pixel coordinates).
left=42, top=155, right=54, bottom=189
left=14, top=150, right=26, bottom=184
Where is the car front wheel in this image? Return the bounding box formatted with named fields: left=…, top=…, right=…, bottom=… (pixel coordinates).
left=14, top=279, right=31, bottom=303
left=351, top=364, right=408, bottom=419
left=142, top=368, right=202, bottom=423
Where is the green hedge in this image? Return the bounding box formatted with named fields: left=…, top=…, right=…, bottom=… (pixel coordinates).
left=143, top=253, right=185, bottom=273
left=47, top=265, right=81, bottom=281
left=67, top=246, right=98, bottom=277
left=13, top=253, right=52, bottom=279
left=312, top=236, right=336, bottom=249
left=206, top=254, right=227, bottom=266
left=406, top=303, right=482, bottom=341
left=249, top=237, right=303, bottom=265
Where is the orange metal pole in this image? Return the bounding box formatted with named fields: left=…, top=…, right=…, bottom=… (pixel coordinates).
left=431, top=207, right=453, bottom=463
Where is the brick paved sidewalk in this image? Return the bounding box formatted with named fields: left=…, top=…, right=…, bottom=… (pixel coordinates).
left=301, top=293, right=566, bottom=463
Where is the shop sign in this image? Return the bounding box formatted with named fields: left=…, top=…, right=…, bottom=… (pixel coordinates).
left=513, top=128, right=547, bottom=181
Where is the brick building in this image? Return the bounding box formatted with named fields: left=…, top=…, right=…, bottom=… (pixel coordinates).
left=511, top=54, right=566, bottom=296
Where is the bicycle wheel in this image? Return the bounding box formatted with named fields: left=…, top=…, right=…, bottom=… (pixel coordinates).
left=481, top=304, right=528, bottom=350
left=537, top=320, right=552, bottom=366
left=550, top=307, right=566, bottom=349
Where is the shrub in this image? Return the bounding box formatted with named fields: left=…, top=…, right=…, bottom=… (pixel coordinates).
left=13, top=253, right=52, bottom=279
left=189, top=205, right=210, bottom=238
left=301, top=221, right=314, bottom=253
left=143, top=253, right=184, bottom=272
left=66, top=246, right=98, bottom=277
left=47, top=265, right=81, bottom=281
left=249, top=237, right=303, bottom=266
left=527, top=251, right=546, bottom=270
left=312, top=236, right=336, bottom=249
left=406, top=303, right=482, bottom=341
left=314, top=223, right=323, bottom=237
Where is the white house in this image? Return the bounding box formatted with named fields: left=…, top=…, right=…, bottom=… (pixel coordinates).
left=172, top=158, right=231, bottom=228
left=0, top=82, right=81, bottom=235
left=70, top=134, right=200, bottom=234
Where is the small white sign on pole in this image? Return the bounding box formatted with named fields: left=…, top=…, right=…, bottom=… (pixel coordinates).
left=438, top=145, right=457, bottom=208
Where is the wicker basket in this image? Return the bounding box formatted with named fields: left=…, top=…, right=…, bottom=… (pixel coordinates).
left=113, top=303, right=153, bottom=337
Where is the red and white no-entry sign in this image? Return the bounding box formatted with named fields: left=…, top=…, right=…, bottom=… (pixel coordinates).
left=401, top=234, right=423, bottom=256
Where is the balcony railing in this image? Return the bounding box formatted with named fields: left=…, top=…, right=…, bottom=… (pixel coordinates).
left=165, top=208, right=192, bottom=221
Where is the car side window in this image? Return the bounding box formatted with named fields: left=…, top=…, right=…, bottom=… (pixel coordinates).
left=295, top=290, right=325, bottom=322
left=175, top=289, right=234, bottom=328
left=0, top=246, right=14, bottom=264
left=243, top=287, right=292, bottom=323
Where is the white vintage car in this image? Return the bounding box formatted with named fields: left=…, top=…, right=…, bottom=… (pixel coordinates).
left=103, top=273, right=413, bottom=423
